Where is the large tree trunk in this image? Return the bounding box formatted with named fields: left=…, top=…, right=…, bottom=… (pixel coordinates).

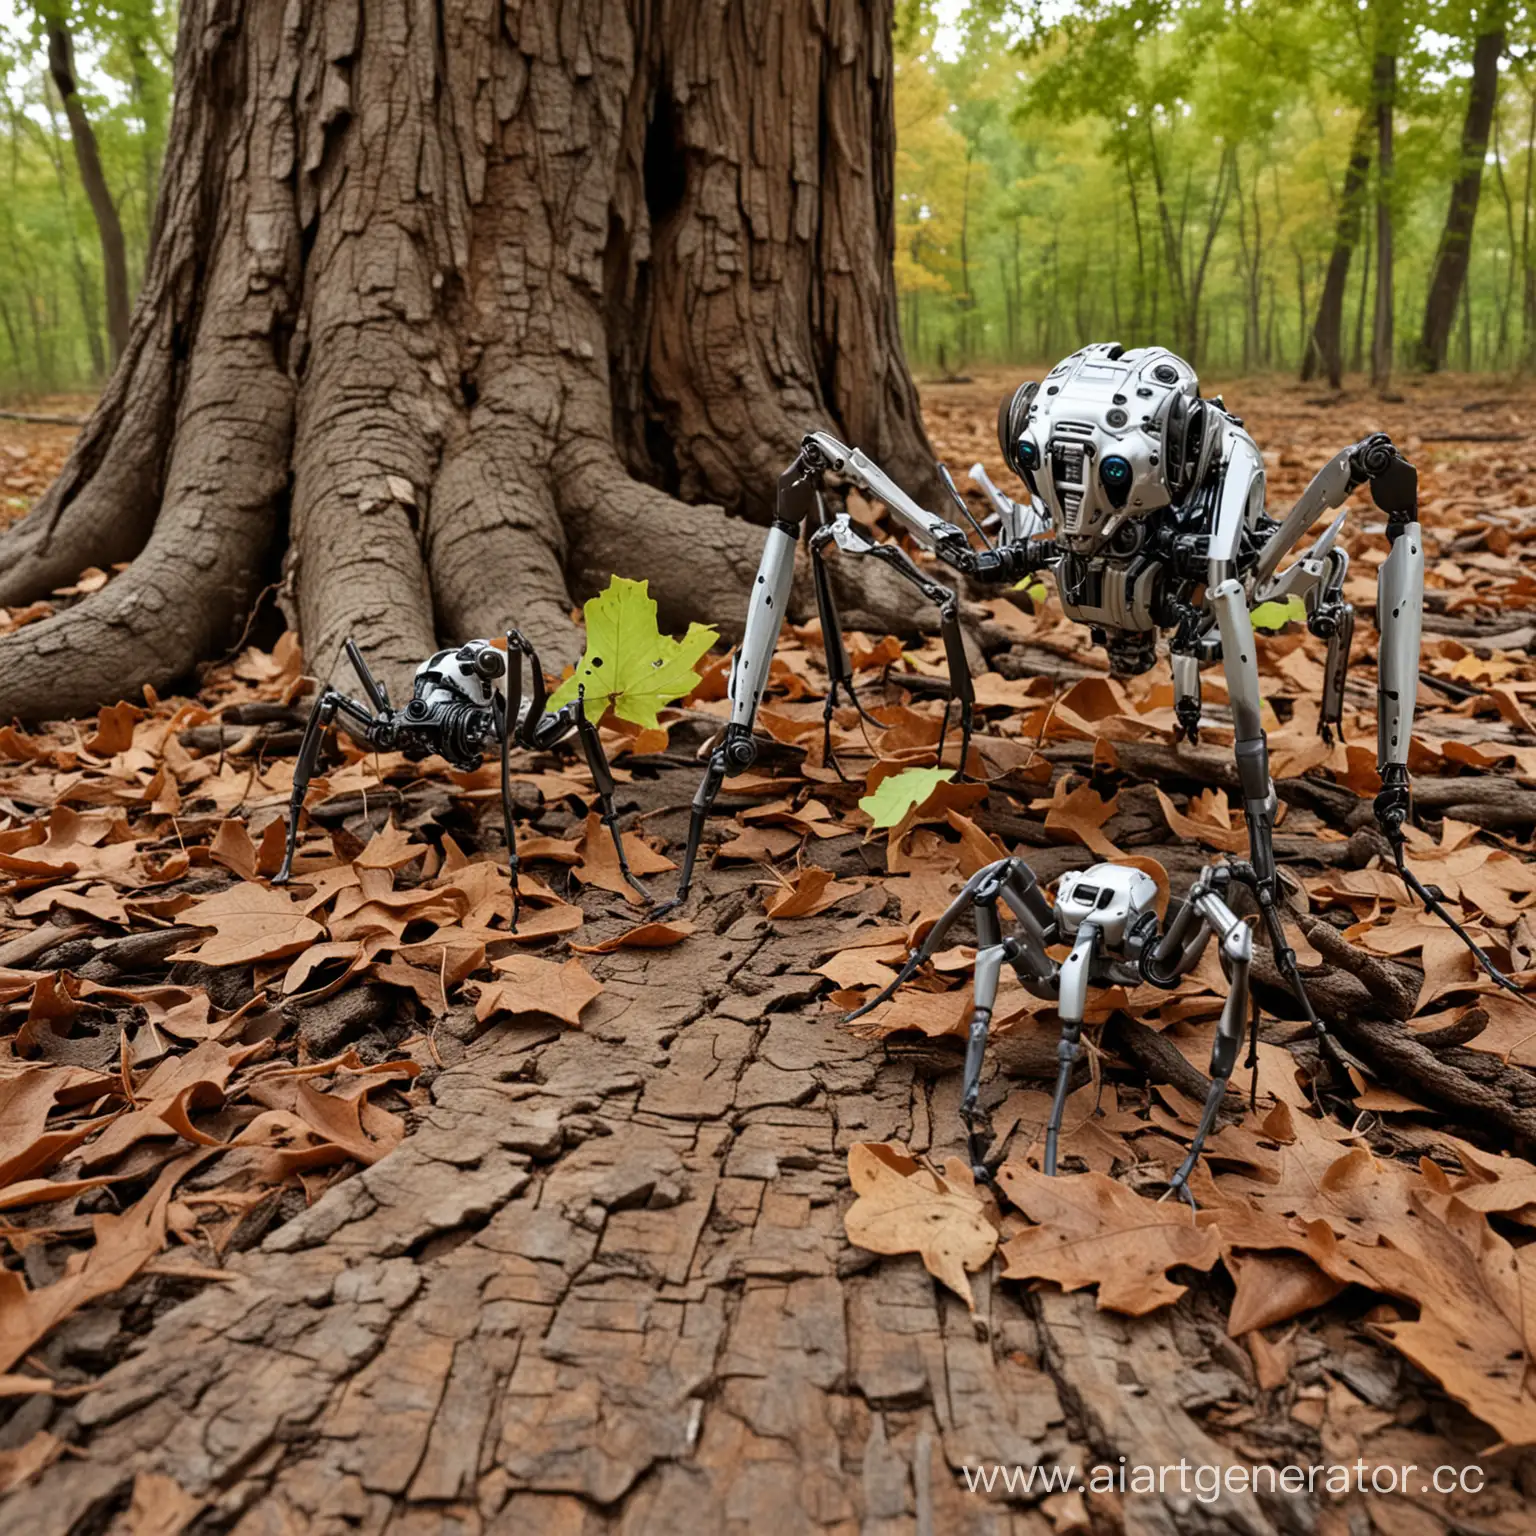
left=1371, top=49, right=1397, bottom=393
left=1417, top=23, right=1506, bottom=372
left=0, top=0, right=931, bottom=720
left=1301, top=110, right=1371, bottom=388
left=45, top=17, right=132, bottom=365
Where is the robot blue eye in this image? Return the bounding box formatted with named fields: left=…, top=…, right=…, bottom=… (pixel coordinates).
left=1099, top=454, right=1133, bottom=508
left=1018, top=439, right=1040, bottom=471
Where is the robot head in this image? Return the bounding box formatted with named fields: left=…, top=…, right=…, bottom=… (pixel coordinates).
left=1053, top=863, right=1160, bottom=950
left=997, top=343, right=1221, bottom=552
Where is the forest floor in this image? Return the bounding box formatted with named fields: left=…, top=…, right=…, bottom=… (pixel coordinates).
left=0, top=373, right=1535, bottom=1535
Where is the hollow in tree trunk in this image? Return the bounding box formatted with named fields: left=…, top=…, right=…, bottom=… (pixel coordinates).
left=0, top=0, right=934, bottom=721
left=1417, top=23, right=1506, bottom=372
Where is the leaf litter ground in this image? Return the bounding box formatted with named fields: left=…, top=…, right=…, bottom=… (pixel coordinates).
left=1, top=375, right=1536, bottom=1531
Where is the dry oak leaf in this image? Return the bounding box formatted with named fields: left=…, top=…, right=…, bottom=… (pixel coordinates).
left=843, top=1141, right=998, bottom=1309
left=995, top=1162, right=1222, bottom=1315
left=476, top=954, right=604, bottom=1027
left=572, top=812, right=675, bottom=900
left=0, top=806, right=142, bottom=889
left=1202, top=1101, right=1419, bottom=1247
left=1153, top=787, right=1251, bottom=855
left=1032, top=777, right=1121, bottom=860
left=1353, top=1189, right=1536, bottom=1447
left=0, top=1154, right=193, bottom=1374
left=764, top=864, right=864, bottom=920
left=354, top=816, right=429, bottom=871
left=170, top=882, right=325, bottom=967
left=573, top=919, right=695, bottom=952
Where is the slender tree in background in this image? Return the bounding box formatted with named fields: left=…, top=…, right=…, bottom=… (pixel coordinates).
left=1302, top=111, right=1371, bottom=388
left=0, top=0, right=934, bottom=720
left=1372, top=46, right=1398, bottom=392
left=40, top=7, right=129, bottom=363
left=1417, top=8, right=1508, bottom=371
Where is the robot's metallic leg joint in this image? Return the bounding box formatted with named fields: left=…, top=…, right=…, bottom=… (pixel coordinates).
left=275, top=689, right=344, bottom=885
left=1044, top=924, right=1098, bottom=1176
left=960, top=899, right=1006, bottom=1179
left=1172, top=652, right=1202, bottom=745
left=1165, top=899, right=1251, bottom=1207
left=843, top=861, right=1008, bottom=1023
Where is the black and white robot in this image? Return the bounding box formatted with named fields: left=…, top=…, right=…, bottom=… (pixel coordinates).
left=274, top=633, right=648, bottom=924
left=847, top=857, right=1252, bottom=1203
left=662, top=341, right=1521, bottom=1051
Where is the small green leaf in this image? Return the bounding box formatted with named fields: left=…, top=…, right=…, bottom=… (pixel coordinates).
left=1250, top=595, right=1308, bottom=632
left=548, top=577, right=720, bottom=729
left=858, top=767, right=956, bottom=829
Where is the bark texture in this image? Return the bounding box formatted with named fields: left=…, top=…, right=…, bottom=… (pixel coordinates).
left=1301, top=111, right=1371, bottom=389
left=0, top=0, right=932, bottom=719
left=1416, top=25, right=1506, bottom=373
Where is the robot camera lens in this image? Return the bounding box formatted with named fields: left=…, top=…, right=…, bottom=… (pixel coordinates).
left=1154, top=363, right=1178, bottom=384
left=474, top=649, right=507, bottom=679
left=1106, top=407, right=1129, bottom=428
left=1099, top=455, right=1133, bottom=508
left=1018, top=440, right=1040, bottom=471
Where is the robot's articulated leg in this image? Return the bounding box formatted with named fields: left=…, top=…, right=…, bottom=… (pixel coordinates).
left=1211, top=580, right=1337, bottom=1058
left=1044, top=923, right=1098, bottom=1175
left=500, top=635, right=526, bottom=928
left=1317, top=602, right=1355, bottom=746
left=1172, top=652, right=1202, bottom=745
left=1372, top=501, right=1531, bottom=1003
left=573, top=690, right=650, bottom=905
left=850, top=536, right=976, bottom=777
left=274, top=689, right=343, bottom=885
left=843, top=861, right=1012, bottom=1023
left=663, top=461, right=814, bottom=912
left=1164, top=892, right=1252, bottom=1208
left=808, top=528, right=886, bottom=778
left=960, top=900, right=1011, bottom=1180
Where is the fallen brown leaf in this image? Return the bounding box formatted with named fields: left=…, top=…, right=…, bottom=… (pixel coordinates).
left=996, top=1162, right=1222, bottom=1315
left=843, top=1142, right=998, bottom=1309
left=477, top=954, right=604, bottom=1027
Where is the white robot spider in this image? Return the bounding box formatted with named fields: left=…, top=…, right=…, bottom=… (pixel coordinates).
left=846, top=857, right=1253, bottom=1203
left=661, top=340, right=1525, bottom=1046
left=273, top=633, right=650, bottom=925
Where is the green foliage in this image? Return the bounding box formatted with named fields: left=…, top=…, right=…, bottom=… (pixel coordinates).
left=893, top=0, right=1536, bottom=377
left=1250, top=595, right=1310, bottom=631
left=858, top=767, right=956, bottom=829
left=0, top=1, right=172, bottom=399
left=547, top=577, right=720, bottom=730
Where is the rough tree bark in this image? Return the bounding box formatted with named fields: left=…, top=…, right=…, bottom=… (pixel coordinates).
left=1301, top=110, right=1371, bottom=389
left=1417, top=22, right=1506, bottom=372
left=44, top=15, right=131, bottom=364
left=0, top=0, right=933, bottom=720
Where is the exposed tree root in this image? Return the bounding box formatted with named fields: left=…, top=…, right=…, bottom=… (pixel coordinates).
left=0, top=0, right=934, bottom=723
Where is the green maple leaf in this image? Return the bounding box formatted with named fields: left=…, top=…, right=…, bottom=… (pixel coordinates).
left=1250, top=595, right=1308, bottom=632
left=548, top=577, right=719, bottom=729
left=858, top=767, right=955, bottom=829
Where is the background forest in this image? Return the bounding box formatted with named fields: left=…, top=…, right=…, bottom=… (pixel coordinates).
left=0, top=0, right=1531, bottom=395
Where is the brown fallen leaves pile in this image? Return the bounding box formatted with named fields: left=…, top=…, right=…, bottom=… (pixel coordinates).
left=0, top=630, right=689, bottom=1407
left=3, top=377, right=1536, bottom=1485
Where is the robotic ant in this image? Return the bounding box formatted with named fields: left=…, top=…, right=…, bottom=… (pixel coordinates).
left=847, top=858, right=1252, bottom=1204
left=663, top=341, right=1525, bottom=1159
left=273, top=634, right=649, bottom=924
